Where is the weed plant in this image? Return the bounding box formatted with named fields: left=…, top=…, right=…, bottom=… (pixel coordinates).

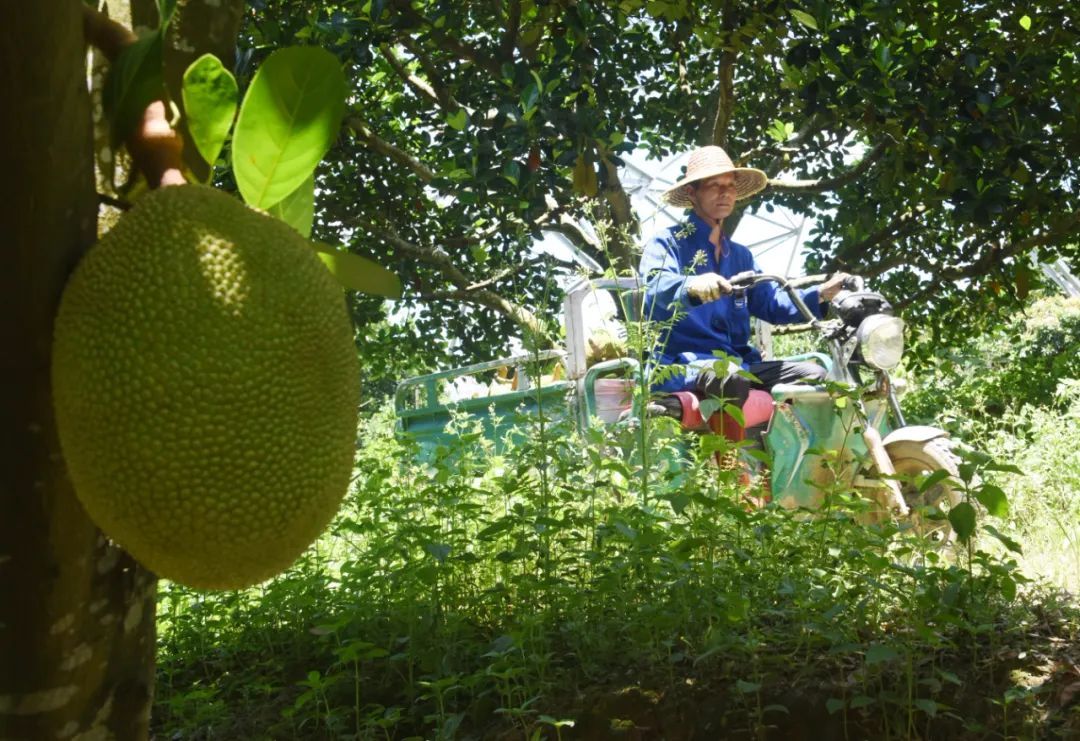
left=154, top=402, right=1079, bottom=740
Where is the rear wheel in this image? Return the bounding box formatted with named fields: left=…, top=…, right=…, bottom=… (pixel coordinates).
left=886, top=437, right=963, bottom=545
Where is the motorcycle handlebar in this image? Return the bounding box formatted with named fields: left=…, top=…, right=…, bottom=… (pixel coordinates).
left=728, top=272, right=849, bottom=324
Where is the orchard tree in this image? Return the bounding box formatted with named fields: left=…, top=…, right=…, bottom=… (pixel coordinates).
left=241, top=0, right=1078, bottom=370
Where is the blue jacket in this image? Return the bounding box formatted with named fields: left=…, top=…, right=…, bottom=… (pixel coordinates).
left=640, top=212, right=825, bottom=381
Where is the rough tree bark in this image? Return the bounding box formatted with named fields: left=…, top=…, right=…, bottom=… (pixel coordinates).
left=0, top=2, right=158, bottom=739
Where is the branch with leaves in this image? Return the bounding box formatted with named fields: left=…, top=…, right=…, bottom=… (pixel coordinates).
left=769, top=140, right=888, bottom=193
left=358, top=218, right=551, bottom=343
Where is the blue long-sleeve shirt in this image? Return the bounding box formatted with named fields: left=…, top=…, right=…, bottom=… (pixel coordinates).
left=640, top=212, right=825, bottom=382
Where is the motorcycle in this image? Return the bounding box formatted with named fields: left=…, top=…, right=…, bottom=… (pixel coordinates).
left=577, top=273, right=964, bottom=540
left=396, top=273, right=964, bottom=540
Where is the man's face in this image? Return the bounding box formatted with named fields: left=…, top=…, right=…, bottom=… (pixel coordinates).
left=687, top=173, right=737, bottom=224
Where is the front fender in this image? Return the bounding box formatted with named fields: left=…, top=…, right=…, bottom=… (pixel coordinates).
left=882, top=425, right=949, bottom=447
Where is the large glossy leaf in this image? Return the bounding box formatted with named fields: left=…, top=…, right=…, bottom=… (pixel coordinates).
left=233, top=47, right=347, bottom=209
left=314, top=245, right=402, bottom=298
left=181, top=54, right=238, bottom=169
left=268, top=175, right=314, bottom=237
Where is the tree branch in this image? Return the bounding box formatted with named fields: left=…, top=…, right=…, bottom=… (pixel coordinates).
left=378, top=42, right=464, bottom=116
left=389, top=0, right=503, bottom=77
left=829, top=205, right=925, bottom=272
left=708, top=48, right=737, bottom=147
left=345, top=117, right=435, bottom=182
left=500, top=0, right=522, bottom=62
left=706, top=5, right=738, bottom=148
left=82, top=2, right=136, bottom=59
left=358, top=219, right=553, bottom=343
left=894, top=208, right=1080, bottom=310
left=741, top=112, right=830, bottom=170
left=768, top=139, right=887, bottom=193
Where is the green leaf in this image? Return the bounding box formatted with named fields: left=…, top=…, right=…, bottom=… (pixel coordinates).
left=916, top=468, right=951, bottom=493
left=790, top=9, right=819, bottom=30
left=826, top=698, right=845, bottom=714
left=233, top=47, right=347, bottom=209
left=181, top=54, right=238, bottom=168
left=447, top=108, right=468, bottom=131
left=736, top=679, right=761, bottom=693
left=974, top=484, right=1009, bottom=518
left=948, top=502, right=977, bottom=541
left=983, top=524, right=1023, bottom=554
left=313, top=245, right=402, bottom=298
left=865, top=643, right=900, bottom=665
left=1019, top=15, right=1032, bottom=30
left=999, top=575, right=1017, bottom=601
left=268, top=175, right=315, bottom=237
left=102, top=31, right=166, bottom=147
left=914, top=699, right=939, bottom=717
left=156, top=0, right=178, bottom=27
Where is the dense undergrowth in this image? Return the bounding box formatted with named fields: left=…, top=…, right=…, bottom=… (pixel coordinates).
left=154, top=398, right=1080, bottom=739
left=152, top=293, right=1080, bottom=739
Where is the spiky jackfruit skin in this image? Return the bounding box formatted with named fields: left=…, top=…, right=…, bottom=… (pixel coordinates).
left=52, top=185, right=359, bottom=590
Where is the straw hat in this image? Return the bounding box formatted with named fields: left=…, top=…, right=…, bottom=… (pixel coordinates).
left=662, top=145, right=768, bottom=208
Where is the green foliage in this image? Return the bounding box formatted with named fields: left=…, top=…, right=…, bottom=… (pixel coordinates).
left=236, top=0, right=1080, bottom=379
left=975, top=381, right=1080, bottom=592
left=102, top=30, right=166, bottom=147
left=233, top=46, right=348, bottom=209
left=315, top=244, right=402, bottom=298
left=153, top=405, right=1077, bottom=739
left=903, top=295, right=1080, bottom=428
left=269, top=174, right=316, bottom=237
left=180, top=53, right=238, bottom=169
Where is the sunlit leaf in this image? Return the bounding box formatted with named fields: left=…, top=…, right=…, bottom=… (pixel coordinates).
left=314, top=244, right=402, bottom=297
left=1019, top=15, right=1032, bottom=30
left=268, top=175, right=315, bottom=237
left=918, top=468, right=952, bottom=493
left=974, top=484, right=1009, bottom=518
left=983, top=524, right=1023, bottom=554
left=447, top=108, right=468, bottom=131
left=233, top=47, right=347, bottom=208
left=790, top=9, right=818, bottom=30
left=181, top=53, right=238, bottom=168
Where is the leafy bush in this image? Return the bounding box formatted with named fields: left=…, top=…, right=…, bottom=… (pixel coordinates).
left=902, top=295, right=1080, bottom=428
left=977, top=381, right=1080, bottom=592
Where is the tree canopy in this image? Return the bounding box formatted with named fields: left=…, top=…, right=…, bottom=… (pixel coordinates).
left=238, top=0, right=1079, bottom=375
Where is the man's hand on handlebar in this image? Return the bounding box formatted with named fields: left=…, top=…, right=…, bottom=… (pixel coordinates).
left=686, top=272, right=733, bottom=303
left=819, top=272, right=852, bottom=302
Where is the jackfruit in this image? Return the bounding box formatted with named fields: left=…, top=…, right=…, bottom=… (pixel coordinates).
left=52, top=185, right=359, bottom=590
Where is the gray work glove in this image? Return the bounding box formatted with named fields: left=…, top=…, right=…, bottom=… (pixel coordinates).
left=686, top=272, right=733, bottom=304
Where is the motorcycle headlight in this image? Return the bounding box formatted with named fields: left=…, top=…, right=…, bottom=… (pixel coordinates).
left=856, top=314, right=904, bottom=370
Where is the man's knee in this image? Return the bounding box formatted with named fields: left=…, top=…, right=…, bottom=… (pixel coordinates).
left=694, top=368, right=751, bottom=409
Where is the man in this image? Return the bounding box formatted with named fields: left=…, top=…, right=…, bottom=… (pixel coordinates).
left=640, top=145, right=848, bottom=422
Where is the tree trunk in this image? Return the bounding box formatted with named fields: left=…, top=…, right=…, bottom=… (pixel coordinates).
left=0, top=2, right=158, bottom=739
